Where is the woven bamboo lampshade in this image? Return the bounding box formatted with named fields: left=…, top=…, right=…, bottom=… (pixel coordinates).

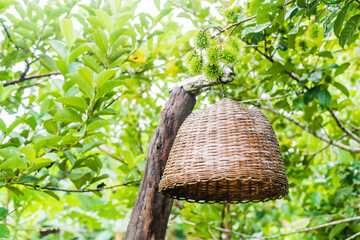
left=159, top=98, right=288, bottom=204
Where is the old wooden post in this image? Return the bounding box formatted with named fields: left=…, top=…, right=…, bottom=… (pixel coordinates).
left=125, top=68, right=234, bottom=240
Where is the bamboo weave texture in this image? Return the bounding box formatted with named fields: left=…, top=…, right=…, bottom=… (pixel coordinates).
left=159, top=98, right=288, bottom=203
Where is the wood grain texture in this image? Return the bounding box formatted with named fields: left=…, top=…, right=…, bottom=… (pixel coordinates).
left=125, top=87, right=196, bottom=240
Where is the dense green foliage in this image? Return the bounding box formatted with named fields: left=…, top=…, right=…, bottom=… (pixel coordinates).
left=0, top=0, right=360, bottom=239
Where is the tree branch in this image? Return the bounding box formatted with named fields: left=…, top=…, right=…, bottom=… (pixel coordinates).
left=13, top=180, right=141, bottom=193
left=215, top=216, right=360, bottom=239
left=257, top=104, right=360, bottom=153
left=231, top=96, right=360, bottom=153
left=3, top=72, right=61, bottom=87
left=328, top=108, right=360, bottom=143
left=0, top=204, right=23, bottom=221
left=168, top=0, right=198, bottom=16
left=212, top=0, right=296, bottom=38
left=345, top=231, right=360, bottom=240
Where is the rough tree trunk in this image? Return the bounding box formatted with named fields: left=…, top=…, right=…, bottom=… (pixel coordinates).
left=125, top=68, right=234, bottom=239
left=125, top=87, right=196, bottom=240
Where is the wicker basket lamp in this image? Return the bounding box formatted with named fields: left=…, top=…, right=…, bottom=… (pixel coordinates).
left=159, top=98, right=288, bottom=203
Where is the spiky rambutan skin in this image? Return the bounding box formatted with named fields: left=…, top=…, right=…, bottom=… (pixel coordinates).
left=188, top=56, right=204, bottom=75
left=193, top=31, right=210, bottom=50
left=204, top=63, right=222, bottom=80
left=221, top=46, right=238, bottom=65
left=206, top=46, right=221, bottom=64
left=295, top=37, right=315, bottom=53
left=185, top=52, right=197, bottom=65
left=308, top=24, right=324, bottom=42
left=225, top=36, right=241, bottom=53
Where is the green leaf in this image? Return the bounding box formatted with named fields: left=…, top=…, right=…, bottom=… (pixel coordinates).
left=68, top=169, right=93, bottom=189
left=310, top=191, right=321, bottom=208
left=95, top=80, right=123, bottom=99
left=317, top=89, right=332, bottom=109
left=109, top=28, right=127, bottom=45
left=78, top=66, right=94, bottom=89
left=154, top=0, right=160, bottom=10
left=256, top=3, right=275, bottom=24
left=43, top=191, right=60, bottom=201
left=334, top=62, right=350, bottom=76
left=82, top=55, right=102, bottom=74
left=94, top=30, right=108, bottom=54
left=0, top=119, right=6, bottom=133
left=67, top=73, right=94, bottom=98
left=54, top=108, right=82, bottom=123
left=0, top=85, right=18, bottom=102
left=95, top=9, right=114, bottom=32
left=242, top=22, right=271, bottom=35
left=0, top=148, right=18, bottom=159
left=29, top=157, right=55, bottom=172
left=7, top=115, right=26, bottom=135
left=329, top=222, right=347, bottom=239
left=47, top=7, right=70, bottom=20
left=87, top=120, right=111, bottom=131
left=0, top=224, right=10, bottom=238
left=49, top=40, right=68, bottom=59
left=296, top=0, right=306, bottom=8
left=96, top=69, right=118, bottom=88
left=55, top=96, right=89, bottom=112
left=250, top=0, right=264, bottom=15
left=21, top=145, right=36, bottom=163
left=39, top=54, right=57, bottom=71
left=43, top=120, right=58, bottom=135
left=0, top=208, right=8, bottom=218
left=15, top=175, right=40, bottom=183
left=60, top=19, right=75, bottom=47
left=69, top=44, right=89, bottom=63
left=308, top=71, right=322, bottom=82
left=18, top=20, right=40, bottom=32
left=147, top=30, right=164, bottom=40
left=339, top=14, right=360, bottom=48
left=304, top=86, right=320, bottom=105
left=333, top=82, right=349, bottom=97
left=154, top=8, right=173, bottom=23
left=334, top=2, right=350, bottom=38
left=0, top=156, right=27, bottom=170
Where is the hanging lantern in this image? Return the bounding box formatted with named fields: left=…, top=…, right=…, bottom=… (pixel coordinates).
left=159, top=98, right=288, bottom=203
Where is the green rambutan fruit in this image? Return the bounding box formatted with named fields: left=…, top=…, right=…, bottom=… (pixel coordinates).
left=225, top=36, right=241, bottom=53
left=189, top=56, right=204, bottom=75
left=221, top=46, right=238, bottom=65
left=193, top=30, right=210, bottom=50
left=185, top=52, right=197, bottom=65
left=308, top=24, right=324, bottom=41
left=206, top=46, right=220, bottom=64
left=204, top=63, right=222, bottom=80
left=295, top=37, right=315, bottom=53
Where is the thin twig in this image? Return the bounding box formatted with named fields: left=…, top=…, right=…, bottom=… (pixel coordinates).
left=238, top=93, right=291, bottom=103
left=231, top=96, right=360, bottom=153
left=328, top=108, right=360, bottom=143
left=345, top=232, right=360, bottom=240
left=216, top=216, right=360, bottom=239
left=212, top=0, right=296, bottom=38
left=3, top=72, right=61, bottom=87
left=168, top=0, right=198, bottom=16
left=0, top=204, right=23, bottom=221
left=258, top=105, right=360, bottom=153
left=13, top=180, right=141, bottom=193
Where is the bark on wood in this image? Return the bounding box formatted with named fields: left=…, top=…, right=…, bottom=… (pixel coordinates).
left=125, top=87, right=196, bottom=240
left=178, top=66, right=234, bottom=94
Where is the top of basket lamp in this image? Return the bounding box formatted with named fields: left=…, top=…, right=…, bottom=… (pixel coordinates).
left=159, top=98, right=289, bottom=204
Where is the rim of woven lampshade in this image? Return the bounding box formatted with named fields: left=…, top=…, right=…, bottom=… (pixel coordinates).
left=159, top=98, right=288, bottom=204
